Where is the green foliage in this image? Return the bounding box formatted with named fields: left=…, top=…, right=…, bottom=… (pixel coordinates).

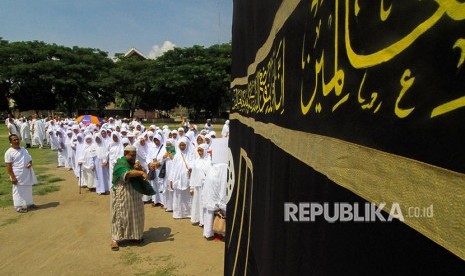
left=147, top=44, right=232, bottom=119
left=0, top=37, right=231, bottom=118
left=111, top=57, right=152, bottom=117
left=0, top=38, right=115, bottom=115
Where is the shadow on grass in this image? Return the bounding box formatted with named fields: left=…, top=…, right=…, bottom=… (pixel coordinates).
left=143, top=227, right=175, bottom=244
left=28, top=202, right=60, bottom=212
left=117, top=227, right=174, bottom=249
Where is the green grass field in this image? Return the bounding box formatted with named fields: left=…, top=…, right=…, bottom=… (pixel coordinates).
left=0, top=126, right=64, bottom=208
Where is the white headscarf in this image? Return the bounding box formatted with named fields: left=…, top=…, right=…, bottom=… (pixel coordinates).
left=190, top=144, right=212, bottom=188
left=84, top=134, right=94, bottom=151
left=176, top=136, right=190, bottom=155
left=93, top=132, right=108, bottom=160
left=108, top=132, right=123, bottom=162
left=134, top=135, right=149, bottom=169
left=185, top=130, right=197, bottom=149
left=171, top=130, right=179, bottom=141
left=154, top=132, right=165, bottom=146
left=169, top=137, right=194, bottom=190
left=121, top=137, right=130, bottom=147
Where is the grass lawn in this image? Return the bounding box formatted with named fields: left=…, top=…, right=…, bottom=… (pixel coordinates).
left=0, top=126, right=64, bottom=208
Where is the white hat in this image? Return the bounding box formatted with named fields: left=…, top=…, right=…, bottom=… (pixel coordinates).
left=124, top=145, right=136, bottom=152
left=121, top=138, right=130, bottom=145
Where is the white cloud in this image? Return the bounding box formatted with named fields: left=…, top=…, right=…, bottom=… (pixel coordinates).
left=148, top=41, right=176, bottom=59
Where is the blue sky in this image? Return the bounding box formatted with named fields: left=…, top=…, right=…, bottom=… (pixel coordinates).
left=0, top=0, right=232, bottom=58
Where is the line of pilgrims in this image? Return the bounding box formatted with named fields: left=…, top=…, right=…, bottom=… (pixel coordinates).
left=7, top=116, right=231, bottom=240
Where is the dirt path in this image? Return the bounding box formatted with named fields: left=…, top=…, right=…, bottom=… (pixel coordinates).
left=0, top=162, right=224, bottom=275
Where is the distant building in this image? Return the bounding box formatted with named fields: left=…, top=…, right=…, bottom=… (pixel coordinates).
left=124, top=47, right=147, bottom=60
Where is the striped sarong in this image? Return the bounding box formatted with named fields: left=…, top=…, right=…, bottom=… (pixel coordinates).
left=111, top=172, right=144, bottom=241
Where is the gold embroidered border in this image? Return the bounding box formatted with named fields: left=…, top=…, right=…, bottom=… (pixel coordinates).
left=231, top=112, right=465, bottom=261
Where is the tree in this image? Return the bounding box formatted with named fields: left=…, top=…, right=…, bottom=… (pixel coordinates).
left=0, top=39, right=231, bottom=119
left=2, top=40, right=58, bottom=113
left=52, top=46, right=115, bottom=116
left=111, top=56, right=151, bottom=118
left=148, top=43, right=231, bottom=119
left=0, top=38, right=15, bottom=113
left=0, top=40, right=116, bottom=116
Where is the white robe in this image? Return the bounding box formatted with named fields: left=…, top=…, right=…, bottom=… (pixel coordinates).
left=93, top=138, right=110, bottom=194
left=78, top=142, right=97, bottom=188
left=190, top=155, right=211, bottom=224
left=146, top=144, right=166, bottom=204
left=32, top=119, right=45, bottom=147
left=4, top=147, right=38, bottom=208
left=64, top=134, right=75, bottom=169
left=163, top=158, right=174, bottom=211
left=56, top=135, right=66, bottom=167
left=74, top=137, right=85, bottom=178
left=108, top=133, right=124, bottom=186
left=20, top=122, right=31, bottom=145
left=202, top=163, right=228, bottom=238
left=49, top=132, right=59, bottom=151
left=169, top=150, right=194, bottom=219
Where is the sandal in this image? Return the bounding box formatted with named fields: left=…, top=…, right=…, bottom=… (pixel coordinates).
left=16, top=208, right=28, bottom=213
left=111, top=241, right=119, bottom=251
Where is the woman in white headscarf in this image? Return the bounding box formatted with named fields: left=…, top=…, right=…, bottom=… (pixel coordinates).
left=196, top=134, right=205, bottom=145
left=171, top=130, right=179, bottom=141
left=205, top=134, right=213, bottom=150
left=134, top=134, right=151, bottom=202
left=201, top=163, right=228, bottom=239
left=177, top=127, right=185, bottom=138
left=185, top=129, right=197, bottom=151
left=78, top=134, right=97, bottom=190
left=74, top=133, right=85, bottom=178
left=221, top=120, right=230, bottom=138
left=146, top=131, right=155, bottom=153
left=93, top=132, right=110, bottom=195
left=193, top=135, right=206, bottom=158
left=147, top=132, right=167, bottom=207
left=56, top=130, right=67, bottom=168
left=108, top=132, right=123, bottom=186
left=189, top=143, right=211, bottom=225
left=64, top=130, right=75, bottom=171
left=134, top=135, right=149, bottom=172
left=162, top=125, right=171, bottom=140
left=100, top=128, right=111, bottom=146
left=168, top=137, right=194, bottom=219
left=49, top=129, right=59, bottom=151
left=162, top=138, right=176, bottom=212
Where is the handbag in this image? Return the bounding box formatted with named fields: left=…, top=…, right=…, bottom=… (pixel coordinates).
left=147, top=169, right=157, bottom=180
left=148, top=146, right=164, bottom=180
left=158, top=162, right=166, bottom=178
left=212, top=210, right=226, bottom=236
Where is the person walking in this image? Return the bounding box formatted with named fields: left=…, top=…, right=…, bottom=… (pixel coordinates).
left=110, top=145, right=155, bottom=251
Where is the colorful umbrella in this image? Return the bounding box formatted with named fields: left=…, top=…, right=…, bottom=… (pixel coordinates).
left=75, top=115, right=104, bottom=126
